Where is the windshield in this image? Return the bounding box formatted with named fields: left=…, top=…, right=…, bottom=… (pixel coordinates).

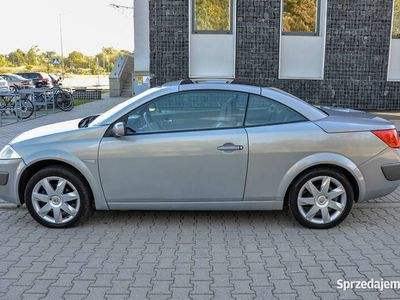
left=89, top=87, right=160, bottom=126
left=10, top=74, right=26, bottom=80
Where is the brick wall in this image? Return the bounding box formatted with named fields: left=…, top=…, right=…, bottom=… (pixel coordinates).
left=149, top=0, right=400, bottom=110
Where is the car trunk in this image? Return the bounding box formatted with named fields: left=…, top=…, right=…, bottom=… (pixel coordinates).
left=314, top=106, right=396, bottom=133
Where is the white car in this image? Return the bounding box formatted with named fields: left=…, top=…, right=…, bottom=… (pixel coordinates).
left=0, top=76, right=9, bottom=93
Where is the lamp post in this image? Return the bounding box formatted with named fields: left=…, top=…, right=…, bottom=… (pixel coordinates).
left=59, top=13, right=65, bottom=79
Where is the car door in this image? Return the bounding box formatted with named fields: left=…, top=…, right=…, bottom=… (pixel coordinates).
left=98, top=90, right=249, bottom=204
left=243, top=94, right=323, bottom=203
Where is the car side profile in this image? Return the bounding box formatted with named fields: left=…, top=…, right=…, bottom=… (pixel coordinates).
left=0, top=73, right=35, bottom=92
left=16, top=72, right=52, bottom=88
left=0, top=81, right=399, bottom=229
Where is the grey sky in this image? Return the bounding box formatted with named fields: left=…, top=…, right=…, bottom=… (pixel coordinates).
left=0, top=0, right=134, bottom=55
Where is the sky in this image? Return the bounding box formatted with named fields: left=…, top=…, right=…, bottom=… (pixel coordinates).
left=0, top=0, right=134, bottom=56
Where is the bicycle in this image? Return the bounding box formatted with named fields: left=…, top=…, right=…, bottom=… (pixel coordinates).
left=52, top=86, right=74, bottom=111
left=34, top=86, right=74, bottom=112
left=0, top=93, right=34, bottom=120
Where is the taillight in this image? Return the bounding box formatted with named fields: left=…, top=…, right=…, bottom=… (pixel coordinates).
left=372, top=129, right=400, bottom=148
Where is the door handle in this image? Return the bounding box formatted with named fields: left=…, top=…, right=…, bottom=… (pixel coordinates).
left=217, top=143, right=244, bottom=152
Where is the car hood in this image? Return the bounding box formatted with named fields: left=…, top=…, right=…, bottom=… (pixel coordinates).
left=314, top=106, right=396, bottom=133
left=11, top=119, right=82, bottom=144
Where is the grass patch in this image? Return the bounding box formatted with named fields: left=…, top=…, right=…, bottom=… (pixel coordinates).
left=74, top=99, right=92, bottom=106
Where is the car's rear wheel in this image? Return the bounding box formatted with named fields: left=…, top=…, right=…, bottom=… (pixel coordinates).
left=288, top=168, right=353, bottom=229
left=25, top=166, right=92, bottom=228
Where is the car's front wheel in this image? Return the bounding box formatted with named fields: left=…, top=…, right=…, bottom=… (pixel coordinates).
left=288, top=168, right=353, bottom=229
left=25, top=166, right=92, bottom=228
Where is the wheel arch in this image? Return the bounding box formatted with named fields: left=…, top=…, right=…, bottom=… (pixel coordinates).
left=279, top=153, right=366, bottom=208
left=18, top=160, right=92, bottom=204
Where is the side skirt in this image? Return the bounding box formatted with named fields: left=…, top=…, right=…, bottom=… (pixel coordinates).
left=106, top=201, right=284, bottom=211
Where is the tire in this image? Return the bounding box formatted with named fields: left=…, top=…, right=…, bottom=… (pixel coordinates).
left=288, top=168, right=354, bottom=229
left=55, top=91, right=74, bottom=111
left=25, top=166, right=92, bottom=228
left=14, top=99, right=34, bottom=119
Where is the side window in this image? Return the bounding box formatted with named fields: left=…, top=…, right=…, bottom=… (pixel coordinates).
left=245, top=95, right=306, bottom=126
left=126, top=91, right=248, bottom=134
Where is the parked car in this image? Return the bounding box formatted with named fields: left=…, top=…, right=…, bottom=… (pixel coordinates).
left=0, top=76, right=9, bottom=92
left=1, top=81, right=400, bottom=229
left=0, top=73, right=35, bottom=92
left=16, top=72, right=52, bottom=88
left=48, top=73, right=62, bottom=87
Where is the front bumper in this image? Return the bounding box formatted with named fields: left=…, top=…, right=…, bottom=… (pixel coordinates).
left=0, top=159, right=25, bottom=205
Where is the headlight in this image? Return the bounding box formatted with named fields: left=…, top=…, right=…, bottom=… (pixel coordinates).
left=0, top=145, right=21, bottom=159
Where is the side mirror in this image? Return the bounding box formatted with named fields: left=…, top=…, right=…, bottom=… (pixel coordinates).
left=111, top=122, right=125, bottom=137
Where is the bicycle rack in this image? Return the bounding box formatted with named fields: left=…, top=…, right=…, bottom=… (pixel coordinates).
left=0, top=92, right=20, bottom=127
left=19, top=88, right=53, bottom=118
left=0, top=87, right=73, bottom=127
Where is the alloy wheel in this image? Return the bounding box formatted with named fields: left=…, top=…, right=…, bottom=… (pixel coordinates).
left=297, top=176, right=347, bottom=225
left=31, top=176, right=81, bottom=224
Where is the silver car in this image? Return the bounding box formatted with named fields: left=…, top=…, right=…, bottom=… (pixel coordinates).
left=1, top=81, right=399, bottom=229
left=0, top=74, right=35, bottom=92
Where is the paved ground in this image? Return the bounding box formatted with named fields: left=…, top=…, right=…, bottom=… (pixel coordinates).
left=1, top=102, right=400, bottom=299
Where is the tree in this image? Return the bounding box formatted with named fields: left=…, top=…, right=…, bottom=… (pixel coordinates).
left=0, top=46, right=130, bottom=74
left=0, top=55, right=9, bottom=67
left=283, top=0, right=317, bottom=33
left=8, top=49, right=26, bottom=66
left=26, top=46, right=41, bottom=66
left=66, top=51, right=90, bottom=69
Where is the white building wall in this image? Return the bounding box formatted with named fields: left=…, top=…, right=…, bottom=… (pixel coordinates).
left=134, top=0, right=150, bottom=73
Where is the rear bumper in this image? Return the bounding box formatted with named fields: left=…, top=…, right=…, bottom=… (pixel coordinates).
left=0, top=159, right=25, bottom=205
left=0, top=172, right=9, bottom=185
left=357, top=148, right=400, bottom=201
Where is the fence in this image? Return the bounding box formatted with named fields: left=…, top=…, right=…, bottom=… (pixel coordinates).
left=73, top=88, right=102, bottom=100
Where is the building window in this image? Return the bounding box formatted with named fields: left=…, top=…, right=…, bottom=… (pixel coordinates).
left=393, top=0, right=400, bottom=38
left=193, top=0, right=232, bottom=34
left=282, top=0, right=320, bottom=35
